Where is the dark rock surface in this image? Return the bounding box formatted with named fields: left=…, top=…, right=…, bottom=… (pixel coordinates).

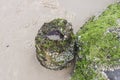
left=104, top=69, right=120, bottom=80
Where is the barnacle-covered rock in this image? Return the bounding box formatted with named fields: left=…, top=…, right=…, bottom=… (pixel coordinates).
left=35, top=18, right=75, bottom=70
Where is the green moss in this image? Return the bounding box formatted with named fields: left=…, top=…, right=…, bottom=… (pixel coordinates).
left=71, top=2, right=120, bottom=80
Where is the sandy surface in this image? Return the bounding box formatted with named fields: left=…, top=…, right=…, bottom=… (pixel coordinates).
left=0, top=0, right=119, bottom=80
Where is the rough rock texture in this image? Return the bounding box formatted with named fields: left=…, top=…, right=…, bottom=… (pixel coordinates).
left=35, top=19, right=75, bottom=70
left=104, top=69, right=120, bottom=80
left=71, top=2, right=120, bottom=80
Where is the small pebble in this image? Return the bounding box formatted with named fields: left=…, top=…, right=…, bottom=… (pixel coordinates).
left=6, top=45, right=9, bottom=47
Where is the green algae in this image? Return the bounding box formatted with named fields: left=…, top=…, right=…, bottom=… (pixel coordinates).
left=71, top=2, right=120, bottom=80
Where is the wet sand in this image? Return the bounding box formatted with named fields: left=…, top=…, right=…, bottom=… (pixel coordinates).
left=0, top=0, right=119, bottom=80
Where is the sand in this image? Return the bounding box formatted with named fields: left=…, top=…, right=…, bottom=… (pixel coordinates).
left=0, top=0, right=119, bottom=80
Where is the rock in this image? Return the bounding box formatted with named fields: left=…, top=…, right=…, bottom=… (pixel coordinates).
left=35, top=18, right=75, bottom=70
left=104, top=69, right=120, bottom=80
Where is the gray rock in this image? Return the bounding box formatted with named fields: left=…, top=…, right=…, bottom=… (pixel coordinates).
left=104, top=69, right=120, bottom=80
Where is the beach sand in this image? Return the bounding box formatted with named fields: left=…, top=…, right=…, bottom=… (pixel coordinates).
left=0, top=0, right=119, bottom=80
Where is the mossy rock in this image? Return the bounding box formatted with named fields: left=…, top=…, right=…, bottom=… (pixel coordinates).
left=71, top=2, right=120, bottom=80
left=35, top=18, right=75, bottom=70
